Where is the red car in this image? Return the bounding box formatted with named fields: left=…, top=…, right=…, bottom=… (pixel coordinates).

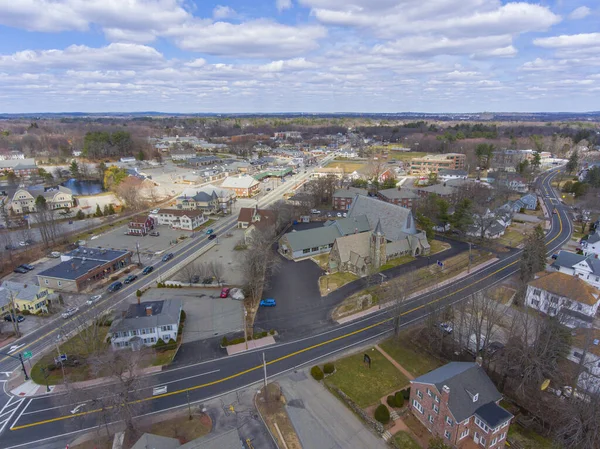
left=220, top=287, right=230, bottom=298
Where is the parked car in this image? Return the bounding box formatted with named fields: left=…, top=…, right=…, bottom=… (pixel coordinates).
left=18, top=241, right=29, bottom=247
left=4, top=314, right=24, bottom=322
left=162, top=253, right=174, bottom=262
left=438, top=322, right=453, bottom=334
left=220, top=287, right=230, bottom=298
left=86, top=294, right=102, bottom=305
left=266, top=188, right=271, bottom=192
left=149, top=231, right=160, bottom=237
left=551, top=253, right=559, bottom=260
left=206, top=229, right=214, bottom=235
left=151, top=209, right=159, bottom=214
left=5, top=244, right=15, bottom=250
left=259, top=298, right=276, bottom=307
left=61, top=307, right=79, bottom=319
left=124, top=274, right=138, bottom=284
left=342, top=212, right=347, bottom=217
left=13, top=266, right=28, bottom=274
left=311, top=209, right=320, bottom=214
left=208, top=234, right=217, bottom=241
left=49, top=251, right=61, bottom=258
left=107, top=281, right=123, bottom=292
left=336, top=212, right=342, bottom=218
left=142, top=266, right=154, bottom=275
left=19, top=264, right=35, bottom=271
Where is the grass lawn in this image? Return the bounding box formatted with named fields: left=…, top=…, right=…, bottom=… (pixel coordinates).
left=195, top=218, right=216, bottom=231
left=379, top=337, right=442, bottom=378
left=319, top=271, right=358, bottom=295
left=393, top=431, right=421, bottom=449
left=487, top=285, right=516, bottom=305
left=325, top=161, right=366, bottom=172
left=325, top=349, right=409, bottom=407
left=388, top=151, right=429, bottom=161
left=380, top=254, right=415, bottom=271
left=148, top=414, right=212, bottom=443
left=429, top=240, right=451, bottom=255
left=508, top=423, right=556, bottom=449
left=499, top=228, right=525, bottom=247
left=312, top=253, right=330, bottom=270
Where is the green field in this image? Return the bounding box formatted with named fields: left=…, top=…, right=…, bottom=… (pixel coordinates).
left=379, top=338, right=443, bottom=377
left=388, top=151, right=428, bottom=161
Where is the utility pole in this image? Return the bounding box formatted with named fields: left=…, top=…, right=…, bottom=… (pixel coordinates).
left=136, top=241, right=141, bottom=266
left=56, top=339, right=66, bottom=384
left=468, top=242, right=472, bottom=274
left=8, top=291, right=21, bottom=338
left=262, top=352, right=268, bottom=389
left=243, top=309, right=248, bottom=350
left=0, top=351, right=29, bottom=381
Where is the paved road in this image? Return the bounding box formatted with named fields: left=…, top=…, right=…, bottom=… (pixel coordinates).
left=0, top=167, right=572, bottom=448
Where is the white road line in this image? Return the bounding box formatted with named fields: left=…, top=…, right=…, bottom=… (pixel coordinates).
left=0, top=398, right=25, bottom=434
left=9, top=400, right=31, bottom=431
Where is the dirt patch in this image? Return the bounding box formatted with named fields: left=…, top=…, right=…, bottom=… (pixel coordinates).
left=256, top=383, right=302, bottom=449
left=487, top=285, right=516, bottom=305
left=402, top=413, right=432, bottom=448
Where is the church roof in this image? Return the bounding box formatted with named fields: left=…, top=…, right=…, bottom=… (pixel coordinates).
left=347, top=195, right=416, bottom=241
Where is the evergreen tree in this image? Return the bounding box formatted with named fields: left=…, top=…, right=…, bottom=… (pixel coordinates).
left=108, top=204, right=116, bottom=215
left=450, top=199, right=473, bottom=234
left=103, top=204, right=110, bottom=216
left=70, top=160, right=79, bottom=178
left=566, top=149, right=579, bottom=174
left=95, top=204, right=103, bottom=217
left=520, top=225, right=547, bottom=284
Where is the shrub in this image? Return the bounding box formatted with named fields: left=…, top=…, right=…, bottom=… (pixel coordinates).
left=180, top=310, right=187, bottom=322
left=110, top=276, right=119, bottom=281
left=402, top=388, right=410, bottom=400
left=154, top=338, right=165, bottom=349
left=394, top=391, right=405, bottom=407
left=269, top=329, right=275, bottom=335
left=221, top=336, right=228, bottom=347
left=21, top=310, right=31, bottom=316
left=374, top=404, right=390, bottom=424
left=76, top=210, right=85, bottom=220
left=387, top=395, right=396, bottom=408
left=310, top=365, right=324, bottom=381
left=323, top=362, right=335, bottom=374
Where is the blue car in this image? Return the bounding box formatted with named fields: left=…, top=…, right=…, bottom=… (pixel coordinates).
left=259, top=299, right=276, bottom=307
left=142, top=266, right=154, bottom=275
left=162, top=253, right=174, bottom=262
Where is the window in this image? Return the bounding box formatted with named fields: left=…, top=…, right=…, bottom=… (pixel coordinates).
left=577, top=304, right=583, bottom=311
left=548, top=307, right=557, bottom=315
left=433, top=404, right=439, bottom=414
left=500, top=433, right=506, bottom=440
left=311, top=247, right=318, bottom=252
left=429, top=415, right=434, bottom=423
left=427, top=388, right=432, bottom=397
left=480, top=437, right=486, bottom=446
left=44, top=279, right=49, bottom=285
left=460, top=429, right=469, bottom=439
left=533, top=288, right=541, bottom=296
left=532, top=299, right=540, bottom=308
left=446, top=416, right=453, bottom=426
left=475, top=417, right=490, bottom=433
left=491, top=437, right=498, bottom=445
left=501, top=421, right=509, bottom=428
left=444, top=430, right=451, bottom=439
left=416, top=390, right=423, bottom=399
left=412, top=399, right=424, bottom=414
left=302, top=248, right=310, bottom=254
left=57, top=281, right=62, bottom=287
left=574, top=351, right=583, bottom=359
left=434, top=395, right=440, bottom=403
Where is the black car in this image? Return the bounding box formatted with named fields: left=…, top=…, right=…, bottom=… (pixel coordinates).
left=19, top=264, right=35, bottom=271
left=13, top=266, right=28, bottom=274
left=4, top=314, right=24, bottom=322
left=208, top=234, right=217, bottom=241
left=142, top=266, right=154, bottom=275
left=107, top=281, right=123, bottom=292
left=162, top=253, right=174, bottom=262
left=124, top=274, right=138, bottom=284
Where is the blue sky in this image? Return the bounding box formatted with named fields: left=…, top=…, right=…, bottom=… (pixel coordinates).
left=0, top=0, right=598, bottom=113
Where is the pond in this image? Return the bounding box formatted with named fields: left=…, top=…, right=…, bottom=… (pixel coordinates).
left=61, top=179, right=104, bottom=195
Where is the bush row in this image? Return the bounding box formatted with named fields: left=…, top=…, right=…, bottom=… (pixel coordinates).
left=220, top=330, right=275, bottom=347
left=310, top=362, right=336, bottom=380
left=386, top=391, right=405, bottom=408
left=154, top=337, right=177, bottom=352
left=156, top=282, right=184, bottom=288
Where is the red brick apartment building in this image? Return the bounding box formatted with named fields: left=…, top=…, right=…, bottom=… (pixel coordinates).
left=410, top=153, right=466, bottom=175
left=410, top=362, right=512, bottom=449
left=332, top=187, right=368, bottom=210
left=377, top=187, right=418, bottom=208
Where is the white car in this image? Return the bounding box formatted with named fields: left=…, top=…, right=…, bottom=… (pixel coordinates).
left=61, top=307, right=79, bottom=319
left=342, top=212, right=347, bottom=217
left=18, top=241, right=29, bottom=247
left=151, top=209, right=159, bottom=214
left=311, top=209, right=321, bottom=214
left=336, top=212, right=342, bottom=218
left=86, top=295, right=102, bottom=305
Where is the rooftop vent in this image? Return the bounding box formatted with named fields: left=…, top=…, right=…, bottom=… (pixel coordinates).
left=442, top=385, right=450, bottom=394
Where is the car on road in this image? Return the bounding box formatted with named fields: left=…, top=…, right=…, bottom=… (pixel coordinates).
left=220, top=287, right=230, bottom=298
left=124, top=274, right=138, bottom=284
left=4, top=314, right=24, bottom=322
left=19, top=264, right=35, bottom=271
left=18, top=241, right=29, bottom=247
left=208, top=234, right=217, bottom=241
left=13, top=266, right=28, bottom=274
left=49, top=251, right=61, bottom=258
left=266, top=188, right=271, bottom=191
left=162, top=253, right=174, bottom=262
left=142, top=266, right=154, bottom=275
left=149, top=231, right=160, bottom=237
left=206, top=229, right=214, bottom=235
left=86, top=294, right=102, bottom=305
left=311, top=209, right=321, bottom=214
left=259, top=298, right=276, bottom=307
left=61, top=307, right=79, bottom=319
left=336, top=212, right=342, bottom=218
left=342, top=212, right=347, bottom=217
left=107, top=281, right=123, bottom=292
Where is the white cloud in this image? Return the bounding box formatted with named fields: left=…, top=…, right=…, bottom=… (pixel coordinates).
left=276, top=0, right=293, bottom=12
left=568, top=6, right=591, bottom=20
left=534, top=33, right=600, bottom=49
left=213, top=5, right=238, bottom=19
left=258, top=58, right=318, bottom=72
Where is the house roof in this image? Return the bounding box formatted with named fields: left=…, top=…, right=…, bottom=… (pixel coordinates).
left=333, top=187, right=368, bottom=199
left=347, top=195, right=415, bottom=241
left=130, top=433, right=181, bottom=449
left=37, top=247, right=131, bottom=281
left=571, top=327, right=600, bottom=357
left=282, top=225, right=342, bottom=252
left=439, top=169, right=468, bottom=177
left=130, top=214, right=151, bottom=224
left=529, top=272, right=600, bottom=306
left=179, top=428, right=241, bottom=449
left=586, top=231, right=600, bottom=245
left=0, top=281, right=48, bottom=308
left=221, top=176, right=259, bottom=189
left=378, top=188, right=419, bottom=200
left=417, top=183, right=457, bottom=196
left=158, top=208, right=204, bottom=218
left=412, top=362, right=504, bottom=424
left=110, top=299, right=182, bottom=333
left=237, top=207, right=276, bottom=227
left=553, top=251, right=600, bottom=275
left=332, top=215, right=371, bottom=235
left=474, top=402, right=513, bottom=428
left=333, top=232, right=371, bottom=264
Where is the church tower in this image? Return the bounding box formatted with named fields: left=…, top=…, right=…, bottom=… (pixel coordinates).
left=370, top=219, right=386, bottom=269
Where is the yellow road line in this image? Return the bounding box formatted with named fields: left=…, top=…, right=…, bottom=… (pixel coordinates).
left=10, top=173, right=567, bottom=431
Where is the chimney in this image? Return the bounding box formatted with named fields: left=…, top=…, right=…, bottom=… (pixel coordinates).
left=442, top=385, right=450, bottom=395
left=146, top=306, right=153, bottom=316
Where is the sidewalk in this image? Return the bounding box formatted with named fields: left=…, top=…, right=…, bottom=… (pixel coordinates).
left=226, top=336, right=276, bottom=355
left=336, top=257, right=499, bottom=324
left=374, top=345, right=414, bottom=381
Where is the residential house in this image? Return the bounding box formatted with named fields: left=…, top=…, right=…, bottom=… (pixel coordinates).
left=37, top=247, right=132, bottom=292
left=410, top=362, right=513, bottom=449
left=492, top=172, right=528, bottom=193
left=439, top=169, right=468, bottom=181
left=7, top=185, right=74, bottom=214
left=377, top=187, right=418, bottom=208
left=109, top=300, right=182, bottom=350
left=237, top=206, right=277, bottom=243
left=582, top=231, right=600, bottom=258
left=221, top=175, right=260, bottom=197
left=311, top=167, right=345, bottom=179
left=332, top=187, right=369, bottom=210
left=551, top=250, right=600, bottom=289
left=519, top=193, right=538, bottom=211
left=180, top=185, right=235, bottom=214
left=568, top=328, right=600, bottom=394
left=525, top=271, right=600, bottom=328
left=466, top=209, right=512, bottom=240
left=127, top=215, right=155, bottom=236
left=176, top=190, right=219, bottom=214
left=155, top=209, right=207, bottom=231
left=0, top=281, right=55, bottom=315
left=0, top=150, right=25, bottom=160
left=336, top=148, right=358, bottom=158
left=0, top=158, right=35, bottom=174
left=170, top=149, right=196, bottom=160
left=378, top=168, right=396, bottom=183
left=410, top=153, right=466, bottom=175
left=416, top=183, right=458, bottom=199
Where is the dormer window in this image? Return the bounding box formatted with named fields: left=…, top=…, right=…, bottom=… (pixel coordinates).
left=473, top=393, right=479, bottom=402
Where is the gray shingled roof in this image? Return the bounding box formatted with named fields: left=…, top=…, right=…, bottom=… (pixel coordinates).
left=283, top=226, right=342, bottom=252
left=333, top=215, right=371, bottom=235
left=0, top=281, right=50, bottom=308
left=475, top=402, right=512, bottom=428
left=110, top=299, right=182, bottom=333
left=417, top=183, right=457, bottom=196
left=554, top=251, right=600, bottom=275
left=347, top=195, right=415, bottom=241
left=412, top=362, right=504, bottom=424
left=130, top=433, right=180, bottom=449
left=587, top=232, right=600, bottom=244
left=333, top=187, right=368, bottom=199
left=179, top=428, right=241, bottom=449
left=439, top=169, right=467, bottom=177
left=378, top=188, right=419, bottom=200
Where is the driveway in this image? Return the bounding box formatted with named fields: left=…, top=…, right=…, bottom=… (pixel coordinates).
left=278, top=371, right=388, bottom=449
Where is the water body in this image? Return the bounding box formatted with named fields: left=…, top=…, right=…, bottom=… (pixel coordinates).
left=61, top=179, right=104, bottom=195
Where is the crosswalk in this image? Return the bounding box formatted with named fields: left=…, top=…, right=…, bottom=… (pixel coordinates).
left=0, top=396, right=27, bottom=434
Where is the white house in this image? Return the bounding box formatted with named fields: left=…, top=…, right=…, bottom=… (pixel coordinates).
left=336, top=148, right=358, bottom=158
left=568, top=328, right=600, bottom=394
left=154, top=209, right=207, bottom=231
left=525, top=271, right=600, bottom=328
left=552, top=251, right=600, bottom=289
left=438, top=169, right=468, bottom=181
left=7, top=185, right=74, bottom=214
left=109, top=300, right=182, bottom=350
left=582, top=231, right=600, bottom=258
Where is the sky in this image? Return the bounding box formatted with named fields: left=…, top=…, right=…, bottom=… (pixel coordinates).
left=0, top=0, right=599, bottom=114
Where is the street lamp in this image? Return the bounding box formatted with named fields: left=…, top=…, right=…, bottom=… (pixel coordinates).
left=0, top=351, right=29, bottom=381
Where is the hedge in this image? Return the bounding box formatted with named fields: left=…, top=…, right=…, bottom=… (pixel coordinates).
left=386, top=395, right=396, bottom=408
left=310, top=365, right=324, bottom=381
left=402, top=388, right=411, bottom=400
left=323, top=362, right=335, bottom=374
left=374, top=404, right=390, bottom=424
left=394, top=391, right=405, bottom=407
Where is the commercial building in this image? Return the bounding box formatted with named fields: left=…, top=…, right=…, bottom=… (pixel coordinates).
left=377, top=187, right=418, bottom=208
left=154, top=209, right=207, bottom=231
left=175, top=191, right=220, bottom=214
left=221, top=175, right=260, bottom=197
left=0, top=281, right=55, bottom=315
left=127, top=215, right=155, bottom=236
left=410, top=153, right=466, bottom=175
left=37, top=247, right=132, bottom=292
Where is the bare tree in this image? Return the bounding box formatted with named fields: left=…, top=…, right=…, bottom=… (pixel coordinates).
left=208, top=261, right=225, bottom=285
left=115, top=177, right=146, bottom=211
left=179, top=262, right=199, bottom=284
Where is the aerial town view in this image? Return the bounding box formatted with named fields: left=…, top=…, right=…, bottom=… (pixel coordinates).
left=0, top=1, right=599, bottom=449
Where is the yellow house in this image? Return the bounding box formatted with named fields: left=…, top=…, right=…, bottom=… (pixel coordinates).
left=0, top=281, right=55, bottom=315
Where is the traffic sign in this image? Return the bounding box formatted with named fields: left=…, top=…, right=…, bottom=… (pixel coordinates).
left=437, top=260, right=444, bottom=267
left=22, top=351, right=32, bottom=360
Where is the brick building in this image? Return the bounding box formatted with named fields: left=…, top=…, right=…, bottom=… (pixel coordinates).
left=332, top=187, right=368, bottom=210
left=127, top=215, right=155, bottom=236
left=221, top=175, right=260, bottom=198
left=410, top=153, right=466, bottom=175
left=377, top=187, right=418, bottom=208
left=410, top=362, right=512, bottom=449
